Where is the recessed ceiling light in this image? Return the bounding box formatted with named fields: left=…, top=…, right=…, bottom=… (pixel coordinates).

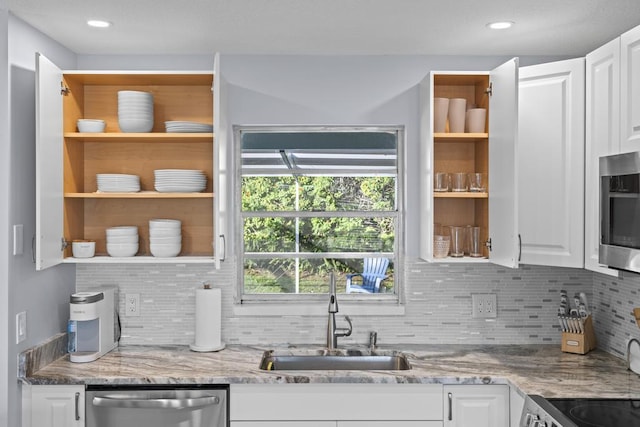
left=87, top=20, right=111, bottom=28
left=487, top=21, right=514, bottom=30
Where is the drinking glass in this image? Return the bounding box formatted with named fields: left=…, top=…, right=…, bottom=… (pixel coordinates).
left=451, top=173, right=467, bottom=192
left=449, top=226, right=465, bottom=257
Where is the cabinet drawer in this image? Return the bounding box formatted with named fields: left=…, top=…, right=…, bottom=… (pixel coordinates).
left=230, top=384, right=443, bottom=421
left=232, top=423, right=335, bottom=427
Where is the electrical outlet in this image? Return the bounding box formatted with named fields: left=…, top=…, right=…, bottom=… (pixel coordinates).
left=16, top=311, right=27, bottom=343
left=126, top=293, right=140, bottom=317
left=472, top=293, right=497, bottom=319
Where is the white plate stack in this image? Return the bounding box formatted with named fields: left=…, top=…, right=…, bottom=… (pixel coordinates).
left=164, top=121, right=213, bottom=133
left=96, top=174, right=140, bottom=192
left=106, top=226, right=139, bottom=257
left=118, top=90, right=154, bottom=133
left=154, top=169, right=207, bottom=193
left=149, top=219, right=181, bottom=257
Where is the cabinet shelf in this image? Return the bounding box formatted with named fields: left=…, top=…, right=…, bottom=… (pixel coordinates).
left=434, top=132, right=488, bottom=140
left=434, top=192, right=488, bottom=199
left=63, top=255, right=214, bottom=264
left=64, top=191, right=213, bottom=199
left=64, top=132, right=213, bottom=142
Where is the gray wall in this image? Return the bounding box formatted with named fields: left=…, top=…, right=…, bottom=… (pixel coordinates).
left=1, top=4, right=10, bottom=426
left=6, top=14, right=76, bottom=427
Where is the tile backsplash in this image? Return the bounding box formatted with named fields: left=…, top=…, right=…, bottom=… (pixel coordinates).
left=77, top=259, right=602, bottom=349
left=592, top=270, right=640, bottom=358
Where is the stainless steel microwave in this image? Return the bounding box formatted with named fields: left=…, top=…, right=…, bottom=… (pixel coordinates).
left=599, top=151, right=640, bottom=273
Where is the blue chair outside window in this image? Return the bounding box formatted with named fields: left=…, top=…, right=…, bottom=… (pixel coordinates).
left=345, top=257, right=390, bottom=293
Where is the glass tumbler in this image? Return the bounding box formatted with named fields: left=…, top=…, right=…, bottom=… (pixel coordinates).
left=451, top=173, right=467, bottom=192
left=449, top=226, right=465, bottom=257
left=468, top=173, right=487, bottom=192
left=434, top=172, right=450, bottom=192
left=469, top=226, right=483, bottom=257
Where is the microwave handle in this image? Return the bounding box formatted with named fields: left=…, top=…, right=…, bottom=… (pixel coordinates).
left=92, top=395, right=220, bottom=410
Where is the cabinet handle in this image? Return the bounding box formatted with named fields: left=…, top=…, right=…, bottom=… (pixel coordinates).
left=518, top=233, right=522, bottom=262
left=448, top=392, right=452, bottom=421
left=219, top=234, right=226, bottom=262
left=74, top=392, right=80, bottom=421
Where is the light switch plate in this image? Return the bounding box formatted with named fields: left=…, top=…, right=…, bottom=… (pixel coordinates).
left=16, top=311, right=26, bottom=343
left=13, top=224, right=23, bottom=256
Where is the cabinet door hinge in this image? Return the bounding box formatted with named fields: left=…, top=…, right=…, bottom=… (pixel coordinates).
left=485, top=82, right=493, bottom=97
left=61, top=238, right=69, bottom=251
left=485, top=237, right=492, bottom=251
left=60, top=82, right=70, bottom=96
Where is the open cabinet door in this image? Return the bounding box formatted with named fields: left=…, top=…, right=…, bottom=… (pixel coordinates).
left=213, top=53, right=229, bottom=269
left=488, top=58, right=519, bottom=268
left=35, top=53, right=64, bottom=270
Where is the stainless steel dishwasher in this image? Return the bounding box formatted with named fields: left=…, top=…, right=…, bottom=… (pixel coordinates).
left=86, top=385, right=228, bottom=427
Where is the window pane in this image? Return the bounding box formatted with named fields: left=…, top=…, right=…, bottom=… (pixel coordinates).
left=298, top=217, right=395, bottom=252
left=244, top=217, right=296, bottom=252
left=242, top=176, right=396, bottom=212
left=243, top=216, right=395, bottom=253
left=243, top=257, right=395, bottom=294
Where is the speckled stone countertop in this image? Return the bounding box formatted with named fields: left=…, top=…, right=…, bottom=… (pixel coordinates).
left=20, top=344, right=640, bottom=399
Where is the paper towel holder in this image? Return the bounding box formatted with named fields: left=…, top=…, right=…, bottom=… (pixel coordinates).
left=189, top=282, right=226, bottom=352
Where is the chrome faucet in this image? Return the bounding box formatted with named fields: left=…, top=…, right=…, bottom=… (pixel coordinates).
left=327, top=272, right=352, bottom=349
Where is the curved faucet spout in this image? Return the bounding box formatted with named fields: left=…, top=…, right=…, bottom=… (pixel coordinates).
left=327, top=273, right=353, bottom=349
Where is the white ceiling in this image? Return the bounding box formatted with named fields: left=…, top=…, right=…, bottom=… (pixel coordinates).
left=7, top=0, right=640, bottom=56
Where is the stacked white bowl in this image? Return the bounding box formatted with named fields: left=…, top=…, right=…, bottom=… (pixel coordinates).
left=96, top=174, right=140, bottom=192
left=118, top=90, right=154, bottom=133
left=149, top=219, right=181, bottom=257
left=106, top=226, right=139, bottom=257
left=154, top=169, right=207, bottom=193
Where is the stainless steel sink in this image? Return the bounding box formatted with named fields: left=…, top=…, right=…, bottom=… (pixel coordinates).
left=259, top=350, right=412, bottom=371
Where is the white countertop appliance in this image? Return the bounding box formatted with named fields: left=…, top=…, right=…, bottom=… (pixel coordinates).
left=68, top=288, right=118, bottom=363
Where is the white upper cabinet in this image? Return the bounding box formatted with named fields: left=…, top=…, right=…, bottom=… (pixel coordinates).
left=419, top=58, right=519, bottom=268
left=518, top=58, right=585, bottom=268
left=620, top=24, right=640, bottom=153
left=35, top=53, right=224, bottom=269
left=584, top=38, right=621, bottom=276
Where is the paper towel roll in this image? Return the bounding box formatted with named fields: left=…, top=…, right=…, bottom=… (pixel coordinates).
left=189, top=286, right=225, bottom=352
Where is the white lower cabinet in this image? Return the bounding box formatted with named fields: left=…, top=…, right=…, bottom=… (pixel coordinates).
left=28, top=385, right=85, bottom=427
left=443, top=385, right=509, bottom=427
left=230, top=384, right=443, bottom=426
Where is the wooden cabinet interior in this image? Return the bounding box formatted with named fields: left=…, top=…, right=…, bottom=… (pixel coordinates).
left=433, top=74, right=490, bottom=258
left=61, top=73, right=214, bottom=259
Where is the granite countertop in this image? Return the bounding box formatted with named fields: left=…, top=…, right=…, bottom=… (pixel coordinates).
left=21, top=344, right=640, bottom=399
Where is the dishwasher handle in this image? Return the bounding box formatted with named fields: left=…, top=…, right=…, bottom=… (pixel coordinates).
left=92, top=395, right=220, bottom=410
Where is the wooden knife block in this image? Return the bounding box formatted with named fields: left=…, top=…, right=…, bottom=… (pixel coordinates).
left=561, top=315, right=597, bottom=355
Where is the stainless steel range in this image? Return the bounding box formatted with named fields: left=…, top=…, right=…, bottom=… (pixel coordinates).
left=520, top=395, right=576, bottom=427
left=520, top=395, right=640, bottom=427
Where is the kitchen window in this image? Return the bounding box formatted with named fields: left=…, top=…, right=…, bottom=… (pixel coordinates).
left=235, top=126, right=404, bottom=304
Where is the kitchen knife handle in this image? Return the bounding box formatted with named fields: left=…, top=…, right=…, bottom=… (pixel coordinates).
left=448, top=392, right=453, bottom=420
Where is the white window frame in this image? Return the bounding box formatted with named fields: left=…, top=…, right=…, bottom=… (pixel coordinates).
left=233, top=125, right=405, bottom=308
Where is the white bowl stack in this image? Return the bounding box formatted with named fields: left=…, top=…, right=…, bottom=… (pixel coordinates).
left=96, top=174, right=140, bottom=192
left=149, top=219, right=181, bottom=257
left=118, top=90, right=154, bottom=133
left=106, top=226, right=139, bottom=257
left=154, top=169, right=206, bottom=193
